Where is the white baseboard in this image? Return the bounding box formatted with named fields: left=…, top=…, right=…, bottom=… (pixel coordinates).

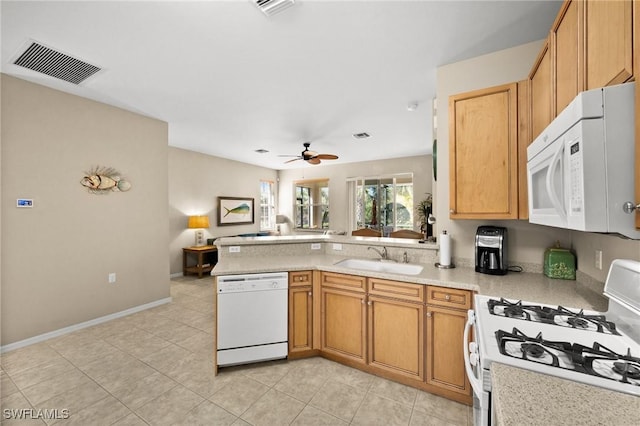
left=170, top=272, right=184, bottom=278
left=0, top=297, right=172, bottom=353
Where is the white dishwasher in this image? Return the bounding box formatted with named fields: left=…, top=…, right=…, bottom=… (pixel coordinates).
left=216, top=272, right=288, bottom=367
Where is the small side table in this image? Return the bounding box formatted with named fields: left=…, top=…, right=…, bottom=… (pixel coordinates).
left=182, top=245, right=217, bottom=278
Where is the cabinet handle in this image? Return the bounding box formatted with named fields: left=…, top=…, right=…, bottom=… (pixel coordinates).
left=426, top=312, right=432, bottom=318
left=445, top=295, right=451, bottom=301
left=367, top=301, right=372, bottom=306
left=308, top=291, right=312, bottom=296
left=449, top=209, right=455, bottom=214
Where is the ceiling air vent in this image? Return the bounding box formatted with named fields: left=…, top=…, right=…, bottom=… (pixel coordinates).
left=353, top=132, right=371, bottom=140
left=12, top=41, right=101, bottom=85
left=254, top=0, right=296, bottom=17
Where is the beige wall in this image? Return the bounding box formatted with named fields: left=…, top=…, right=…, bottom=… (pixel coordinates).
left=436, top=41, right=640, bottom=277
left=278, top=155, right=432, bottom=234
left=1, top=75, right=170, bottom=345
left=168, top=147, right=278, bottom=274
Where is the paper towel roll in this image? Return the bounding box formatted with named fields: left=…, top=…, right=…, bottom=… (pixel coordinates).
left=439, top=230, right=451, bottom=266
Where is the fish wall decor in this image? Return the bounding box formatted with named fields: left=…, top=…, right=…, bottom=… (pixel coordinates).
left=81, top=166, right=131, bottom=194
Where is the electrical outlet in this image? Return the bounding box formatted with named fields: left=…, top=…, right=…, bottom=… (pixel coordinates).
left=595, top=250, right=603, bottom=270
left=229, top=246, right=241, bottom=253
left=332, top=243, right=343, bottom=251
left=311, top=243, right=321, bottom=250
left=108, top=273, right=116, bottom=284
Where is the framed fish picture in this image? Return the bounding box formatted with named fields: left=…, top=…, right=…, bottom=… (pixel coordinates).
left=217, top=196, right=255, bottom=226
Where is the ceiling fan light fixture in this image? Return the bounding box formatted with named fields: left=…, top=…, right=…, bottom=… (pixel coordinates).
left=254, top=148, right=269, bottom=154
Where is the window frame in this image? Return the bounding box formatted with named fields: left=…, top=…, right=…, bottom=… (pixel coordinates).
left=259, top=179, right=276, bottom=231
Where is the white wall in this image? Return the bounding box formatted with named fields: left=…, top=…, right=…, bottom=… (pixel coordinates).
left=278, top=155, right=432, bottom=234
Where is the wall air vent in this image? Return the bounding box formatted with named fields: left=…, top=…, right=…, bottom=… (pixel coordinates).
left=253, top=0, right=296, bottom=17
left=12, top=41, right=101, bottom=85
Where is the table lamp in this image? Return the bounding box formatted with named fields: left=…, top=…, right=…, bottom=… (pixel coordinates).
left=276, top=214, right=288, bottom=233
left=188, top=215, right=210, bottom=246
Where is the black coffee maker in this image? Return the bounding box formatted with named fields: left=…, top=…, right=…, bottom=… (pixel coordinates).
left=475, top=226, right=508, bottom=275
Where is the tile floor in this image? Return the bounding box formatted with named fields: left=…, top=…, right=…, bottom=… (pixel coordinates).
left=0, top=276, right=472, bottom=425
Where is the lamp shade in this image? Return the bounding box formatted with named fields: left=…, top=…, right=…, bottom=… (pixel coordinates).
left=188, top=215, right=210, bottom=229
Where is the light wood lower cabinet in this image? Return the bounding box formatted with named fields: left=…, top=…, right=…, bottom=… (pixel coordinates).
left=425, top=305, right=470, bottom=395
left=289, top=271, right=313, bottom=354
left=368, top=294, right=424, bottom=381
left=320, top=285, right=367, bottom=364
left=317, top=272, right=472, bottom=404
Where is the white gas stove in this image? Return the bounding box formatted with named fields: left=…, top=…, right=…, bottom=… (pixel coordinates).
left=464, top=259, right=640, bottom=426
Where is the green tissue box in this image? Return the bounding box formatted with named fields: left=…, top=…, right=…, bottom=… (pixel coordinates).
left=544, top=247, right=576, bottom=280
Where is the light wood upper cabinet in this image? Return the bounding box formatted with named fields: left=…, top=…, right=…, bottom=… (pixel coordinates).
left=635, top=0, right=640, bottom=230
left=585, top=0, right=633, bottom=89
left=553, top=0, right=583, bottom=115
left=529, top=35, right=554, bottom=140
left=449, top=83, right=519, bottom=219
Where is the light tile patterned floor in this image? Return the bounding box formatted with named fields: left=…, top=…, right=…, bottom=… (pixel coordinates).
left=0, top=276, right=472, bottom=425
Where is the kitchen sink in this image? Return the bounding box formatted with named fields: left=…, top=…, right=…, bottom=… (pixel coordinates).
left=334, top=258, right=423, bottom=275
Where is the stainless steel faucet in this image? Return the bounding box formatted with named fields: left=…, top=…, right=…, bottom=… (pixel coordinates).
left=368, top=246, right=388, bottom=260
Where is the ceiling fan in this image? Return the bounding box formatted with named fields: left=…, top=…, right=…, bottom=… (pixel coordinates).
left=280, top=142, right=339, bottom=165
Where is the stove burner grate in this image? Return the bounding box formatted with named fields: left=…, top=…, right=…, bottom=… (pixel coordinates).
left=487, top=298, right=620, bottom=335
left=496, top=328, right=640, bottom=387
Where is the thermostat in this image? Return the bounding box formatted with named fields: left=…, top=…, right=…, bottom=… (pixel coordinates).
left=17, top=199, right=33, bottom=208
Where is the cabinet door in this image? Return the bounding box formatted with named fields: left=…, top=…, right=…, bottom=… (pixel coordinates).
left=320, top=287, right=366, bottom=364
left=288, top=285, right=313, bottom=354
left=585, top=0, right=633, bottom=89
left=517, top=79, right=531, bottom=220
left=449, top=83, right=518, bottom=219
left=367, top=295, right=424, bottom=381
left=529, top=36, right=554, bottom=140
left=426, top=305, right=470, bottom=396
left=553, top=0, right=583, bottom=115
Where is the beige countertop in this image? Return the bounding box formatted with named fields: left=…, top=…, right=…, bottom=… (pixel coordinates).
left=212, top=253, right=607, bottom=311
left=491, top=363, right=640, bottom=426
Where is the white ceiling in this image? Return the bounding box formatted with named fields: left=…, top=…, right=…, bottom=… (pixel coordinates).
left=1, top=0, right=562, bottom=170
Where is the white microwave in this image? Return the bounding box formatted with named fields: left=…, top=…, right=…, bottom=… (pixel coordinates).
left=527, top=82, right=639, bottom=239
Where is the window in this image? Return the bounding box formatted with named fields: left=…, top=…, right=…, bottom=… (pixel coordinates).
left=294, top=179, right=329, bottom=229
left=348, top=174, right=413, bottom=234
left=260, top=180, right=275, bottom=230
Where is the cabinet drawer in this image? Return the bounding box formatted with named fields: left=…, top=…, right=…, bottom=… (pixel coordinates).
left=320, top=272, right=366, bottom=293
left=367, top=278, right=424, bottom=303
left=426, top=286, right=472, bottom=310
left=290, top=270, right=313, bottom=287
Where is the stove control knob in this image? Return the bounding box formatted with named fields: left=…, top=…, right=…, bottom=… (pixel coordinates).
left=470, top=352, right=479, bottom=366
left=469, top=342, right=478, bottom=353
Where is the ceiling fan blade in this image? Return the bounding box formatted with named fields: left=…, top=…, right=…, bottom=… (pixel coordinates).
left=307, top=157, right=321, bottom=165
left=278, top=154, right=301, bottom=157
left=316, top=154, right=338, bottom=160
left=285, top=157, right=302, bottom=164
